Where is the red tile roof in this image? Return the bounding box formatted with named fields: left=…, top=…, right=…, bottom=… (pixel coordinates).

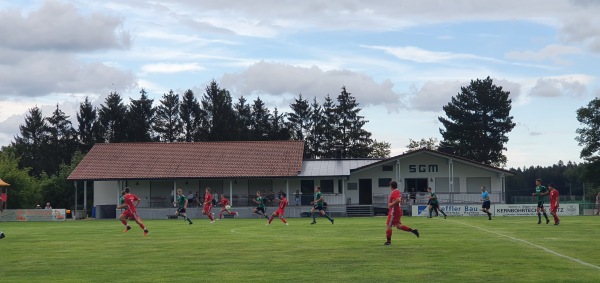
left=67, top=141, right=305, bottom=180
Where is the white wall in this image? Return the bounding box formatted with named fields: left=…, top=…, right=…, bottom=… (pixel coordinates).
left=93, top=181, right=120, bottom=206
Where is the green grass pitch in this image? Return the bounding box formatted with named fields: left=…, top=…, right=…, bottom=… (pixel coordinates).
left=1, top=216, right=599, bottom=282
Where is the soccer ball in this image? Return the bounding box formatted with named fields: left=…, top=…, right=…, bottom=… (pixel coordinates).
left=0, top=231, right=5, bottom=239
left=226, top=205, right=231, bottom=210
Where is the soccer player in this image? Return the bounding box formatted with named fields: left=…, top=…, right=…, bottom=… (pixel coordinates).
left=548, top=183, right=560, bottom=225
left=218, top=194, right=238, bottom=220
left=596, top=192, right=600, bottom=215
left=202, top=187, right=215, bottom=223
left=252, top=191, right=268, bottom=219
left=309, top=186, right=334, bottom=224
left=427, top=187, right=447, bottom=219
left=267, top=192, right=288, bottom=225
left=384, top=181, right=419, bottom=245
left=174, top=189, right=193, bottom=225
left=481, top=186, right=492, bottom=220
left=117, top=187, right=149, bottom=236
left=532, top=179, right=550, bottom=224
left=0, top=230, right=4, bottom=239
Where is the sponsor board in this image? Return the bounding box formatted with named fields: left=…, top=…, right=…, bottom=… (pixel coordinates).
left=412, top=205, right=485, bottom=217
left=0, top=209, right=67, bottom=221
left=494, top=204, right=579, bottom=216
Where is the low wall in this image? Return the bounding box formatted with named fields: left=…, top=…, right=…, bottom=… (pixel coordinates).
left=0, top=209, right=67, bottom=221
left=412, top=204, right=581, bottom=217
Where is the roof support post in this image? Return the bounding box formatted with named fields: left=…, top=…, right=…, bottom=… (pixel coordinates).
left=73, top=181, right=78, bottom=220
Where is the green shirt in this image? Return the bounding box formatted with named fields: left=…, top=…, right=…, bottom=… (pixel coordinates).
left=256, top=196, right=265, bottom=208
left=535, top=185, right=548, bottom=202
left=429, top=192, right=438, bottom=205
left=119, top=196, right=127, bottom=210
left=315, top=192, right=323, bottom=206
left=176, top=194, right=187, bottom=209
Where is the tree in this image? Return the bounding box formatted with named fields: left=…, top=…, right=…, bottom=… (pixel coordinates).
left=45, top=104, right=77, bottom=175
left=438, top=76, right=515, bottom=166
left=201, top=80, right=237, bottom=141
left=336, top=86, right=372, bottom=158
left=269, top=107, right=290, bottom=140
left=12, top=107, right=49, bottom=176
left=306, top=97, right=325, bottom=159
left=0, top=149, right=41, bottom=208
left=406, top=137, right=439, bottom=152
left=321, top=94, right=339, bottom=158
left=76, top=97, right=102, bottom=153
left=126, top=88, right=155, bottom=142
left=287, top=93, right=311, bottom=141
left=234, top=96, right=252, bottom=141
left=250, top=97, right=271, bottom=141
left=369, top=140, right=391, bottom=158
left=180, top=89, right=205, bottom=142
left=154, top=90, right=182, bottom=142
left=575, top=97, right=600, bottom=162
left=98, top=92, right=128, bottom=143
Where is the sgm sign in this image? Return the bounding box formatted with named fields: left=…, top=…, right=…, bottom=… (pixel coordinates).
left=408, top=164, right=439, bottom=173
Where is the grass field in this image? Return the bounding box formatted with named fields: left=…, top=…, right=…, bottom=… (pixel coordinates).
left=1, top=215, right=599, bottom=282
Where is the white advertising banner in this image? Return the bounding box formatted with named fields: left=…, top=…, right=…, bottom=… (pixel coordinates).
left=493, top=204, right=579, bottom=216
left=0, top=209, right=67, bottom=221
left=412, top=205, right=485, bottom=217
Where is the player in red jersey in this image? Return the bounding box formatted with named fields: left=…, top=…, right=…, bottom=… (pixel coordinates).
left=267, top=192, right=288, bottom=225
left=202, top=187, right=215, bottom=223
left=117, top=187, right=149, bottom=236
left=548, top=183, right=560, bottom=225
left=385, top=181, right=419, bottom=245
left=218, top=194, right=238, bottom=220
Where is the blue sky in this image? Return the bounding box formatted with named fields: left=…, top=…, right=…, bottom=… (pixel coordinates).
left=1, top=0, right=599, bottom=169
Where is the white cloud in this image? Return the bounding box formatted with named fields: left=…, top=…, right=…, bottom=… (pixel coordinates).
left=140, top=63, right=204, bottom=74
left=220, top=61, right=404, bottom=111
left=529, top=76, right=589, bottom=97
left=505, top=44, right=582, bottom=65
left=364, top=45, right=505, bottom=64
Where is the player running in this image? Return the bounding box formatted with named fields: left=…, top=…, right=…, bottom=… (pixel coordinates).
left=117, top=187, right=149, bottom=236
left=548, top=183, right=560, bottom=225
left=427, top=187, right=447, bottom=219
left=267, top=192, right=288, bottom=225
left=532, top=179, right=550, bottom=224
left=174, top=189, right=193, bottom=225
left=309, top=186, right=334, bottom=224
left=218, top=194, right=238, bottom=220
left=252, top=191, right=268, bottom=219
left=481, top=186, right=492, bottom=220
left=202, top=187, right=215, bottom=223
left=384, top=181, right=419, bottom=245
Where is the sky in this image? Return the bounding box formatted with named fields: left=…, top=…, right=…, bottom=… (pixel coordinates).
left=1, top=0, right=599, bottom=169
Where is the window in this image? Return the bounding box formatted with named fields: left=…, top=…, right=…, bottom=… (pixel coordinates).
left=378, top=178, right=392, bottom=187
left=338, top=179, right=343, bottom=194
left=382, top=165, right=393, bottom=171
left=320, top=180, right=334, bottom=193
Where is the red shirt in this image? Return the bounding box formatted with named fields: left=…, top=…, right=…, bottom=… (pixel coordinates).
left=204, top=193, right=212, bottom=205
left=278, top=197, right=288, bottom=210
left=123, top=194, right=140, bottom=213
left=550, top=189, right=559, bottom=206
left=220, top=198, right=230, bottom=207
left=388, top=189, right=402, bottom=216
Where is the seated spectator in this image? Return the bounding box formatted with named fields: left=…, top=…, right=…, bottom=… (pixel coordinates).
left=45, top=202, right=52, bottom=209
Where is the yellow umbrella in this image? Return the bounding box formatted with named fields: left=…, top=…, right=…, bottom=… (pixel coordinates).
left=0, top=178, right=10, bottom=187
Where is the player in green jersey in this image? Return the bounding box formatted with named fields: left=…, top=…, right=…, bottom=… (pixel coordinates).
left=427, top=187, right=447, bottom=219
left=252, top=191, right=268, bottom=219
left=174, top=189, right=193, bottom=224
left=532, top=179, right=550, bottom=224
left=309, top=186, right=334, bottom=224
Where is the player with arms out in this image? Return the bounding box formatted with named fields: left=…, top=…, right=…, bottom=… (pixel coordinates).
left=548, top=183, right=560, bottom=225
left=202, top=187, right=215, bottom=223
left=309, top=186, right=334, bottom=224
left=218, top=194, right=238, bottom=220
left=267, top=192, right=288, bottom=225
left=532, top=179, right=550, bottom=224
left=252, top=191, right=268, bottom=219
left=384, top=181, right=419, bottom=245
left=427, top=187, right=447, bottom=219
left=117, top=187, right=149, bottom=236
left=174, top=189, right=193, bottom=225
left=481, top=186, right=492, bottom=220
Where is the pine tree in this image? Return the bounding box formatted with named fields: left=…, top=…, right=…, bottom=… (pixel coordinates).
left=306, top=97, right=325, bottom=159
left=76, top=97, right=101, bottom=153
left=234, top=96, right=252, bottom=141
left=154, top=90, right=182, bottom=142
left=180, top=89, right=205, bottom=142
left=201, top=80, right=237, bottom=141
left=269, top=107, right=290, bottom=140
left=126, top=88, right=155, bottom=142
left=287, top=93, right=311, bottom=141
left=250, top=97, right=271, bottom=141
left=12, top=107, right=49, bottom=176
left=46, top=104, right=77, bottom=175
left=98, top=92, right=128, bottom=143
left=321, top=95, right=339, bottom=158
left=438, top=76, right=515, bottom=166
left=336, top=86, right=372, bottom=158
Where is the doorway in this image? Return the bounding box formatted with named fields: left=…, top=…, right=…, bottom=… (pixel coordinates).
left=300, top=180, right=314, bottom=205
left=358, top=179, right=372, bottom=205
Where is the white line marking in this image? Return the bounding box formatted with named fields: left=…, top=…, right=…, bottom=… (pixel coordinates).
left=450, top=220, right=600, bottom=271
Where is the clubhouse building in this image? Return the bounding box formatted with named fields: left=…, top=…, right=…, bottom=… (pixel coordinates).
left=67, top=140, right=513, bottom=219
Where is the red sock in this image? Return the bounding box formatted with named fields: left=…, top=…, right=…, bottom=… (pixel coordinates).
left=139, top=223, right=146, bottom=230
left=281, top=217, right=287, bottom=224
left=219, top=213, right=223, bottom=219
left=553, top=214, right=559, bottom=223
left=399, top=225, right=411, bottom=232
left=121, top=219, right=127, bottom=226
left=386, top=228, right=392, bottom=241
left=208, top=214, right=214, bottom=221
left=268, top=217, right=273, bottom=224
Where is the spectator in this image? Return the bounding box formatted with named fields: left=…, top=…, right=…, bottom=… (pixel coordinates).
left=268, top=190, right=275, bottom=205
left=409, top=188, right=416, bottom=204
left=45, top=202, right=52, bottom=209
left=294, top=190, right=301, bottom=206
left=187, top=191, right=195, bottom=207
left=35, top=204, right=42, bottom=209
